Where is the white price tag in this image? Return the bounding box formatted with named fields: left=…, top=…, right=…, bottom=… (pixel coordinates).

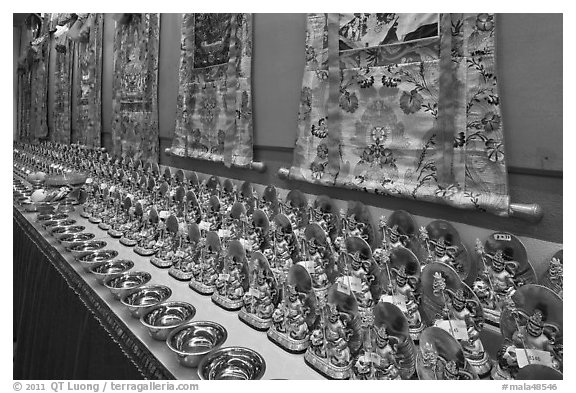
left=218, top=273, right=230, bottom=281
left=175, top=250, right=185, bottom=258
left=249, top=288, right=261, bottom=297
left=434, top=319, right=469, bottom=341
left=218, top=229, right=231, bottom=238
left=240, top=239, right=253, bottom=249
left=199, top=221, right=211, bottom=231
left=86, top=178, right=93, bottom=184
left=336, top=279, right=351, bottom=295
left=347, top=276, right=363, bottom=293
left=379, top=294, right=408, bottom=312
left=159, top=210, right=170, bottom=220
left=516, top=349, right=554, bottom=368
left=366, top=352, right=382, bottom=363
left=298, top=260, right=315, bottom=273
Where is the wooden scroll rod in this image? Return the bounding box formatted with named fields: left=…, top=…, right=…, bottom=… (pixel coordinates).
left=277, top=166, right=543, bottom=223
left=163, top=148, right=267, bottom=173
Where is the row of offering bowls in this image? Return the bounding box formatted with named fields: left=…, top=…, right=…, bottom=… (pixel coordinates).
left=29, top=202, right=266, bottom=380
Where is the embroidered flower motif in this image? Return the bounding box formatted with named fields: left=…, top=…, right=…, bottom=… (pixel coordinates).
left=435, top=184, right=459, bottom=199
left=481, top=112, right=501, bottom=133
left=399, top=89, right=424, bottom=115
left=339, top=91, right=359, bottom=113
left=316, top=143, right=329, bottom=160
left=311, top=118, right=328, bottom=138
left=198, top=93, right=220, bottom=128
left=371, top=127, right=386, bottom=143
left=485, top=140, right=505, bottom=162
left=310, top=161, right=325, bottom=179
left=476, top=14, right=494, bottom=32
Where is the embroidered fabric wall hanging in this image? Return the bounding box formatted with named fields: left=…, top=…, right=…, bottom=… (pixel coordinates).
left=17, top=14, right=51, bottom=142
left=170, top=13, right=254, bottom=168
left=49, top=13, right=75, bottom=144
left=111, top=13, right=160, bottom=162
left=70, top=13, right=104, bottom=147
left=290, top=13, right=509, bottom=216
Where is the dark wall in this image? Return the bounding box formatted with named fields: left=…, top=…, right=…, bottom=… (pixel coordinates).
left=17, top=13, right=563, bottom=243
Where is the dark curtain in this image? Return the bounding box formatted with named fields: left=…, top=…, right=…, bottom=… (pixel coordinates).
left=13, top=211, right=145, bottom=380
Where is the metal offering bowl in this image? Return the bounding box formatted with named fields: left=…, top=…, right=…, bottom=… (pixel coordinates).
left=67, top=240, right=107, bottom=259
left=140, top=302, right=197, bottom=341
left=167, top=321, right=228, bottom=368
left=59, top=232, right=96, bottom=248
left=43, top=218, right=76, bottom=230
left=120, top=285, right=172, bottom=318
left=90, top=259, right=135, bottom=285
left=197, top=347, right=266, bottom=380
left=37, top=213, right=68, bottom=222
left=104, top=271, right=152, bottom=300
left=52, top=225, right=86, bottom=239
left=78, top=249, right=119, bottom=272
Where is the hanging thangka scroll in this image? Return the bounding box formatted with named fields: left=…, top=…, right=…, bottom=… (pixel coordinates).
left=111, top=13, right=160, bottom=162
left=69, top=13, right=104, bottom=147
left=290, top=14, right=509, bottom=216
left=17, top=14, right=51, bottom=142
left=49, top=13, right=75, bottom=144
left=170, top=14, right=254, bottom=167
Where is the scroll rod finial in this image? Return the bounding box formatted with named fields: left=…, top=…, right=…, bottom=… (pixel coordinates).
left=277, top=167, right=290, bottom=180
left=508, top=203, right=543, bottom=223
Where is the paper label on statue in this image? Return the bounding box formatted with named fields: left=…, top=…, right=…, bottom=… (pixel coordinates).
left=345, top=276, right=363, bottom=293
left=218, top=229, right=231, bottom=238
left=379, top=294, right=408, bottom=312
left=365, top=352, right=382, bottom=363
left=336, top=279, right=351, bottom=295
left=516, top=349, right=554, bottom=368
left=298, top=260, right=315, bottom=273
left=199, top=221, right=211, bottom=231
left=240, top=239, right=253, bottom=249
left=249, top=288, right=261, bottom=297
left=159, top=210, right=170, bottom=219
left=175, top=250, right=185, bottom=258
left=434, top=319, right=469, bottom=340
left=218, top=273, right=230, bottom=281
left=494, top=233, right=512, bottom=242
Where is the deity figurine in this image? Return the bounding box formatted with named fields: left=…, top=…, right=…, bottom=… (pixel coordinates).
left=283, top=189, right=309, bottom=236
left=539, top=250, right=563, bottom=299
left=491, top=344, right=520, bottom=380
left=221, top=179, right=236, bottom=207
left=203, top=195, right=223, bottom=231
left=501, top=285, right=562, bottom=373
left=339, top=237, right=381, bottom=310
left=239, top=252, right=280, bottom=331
left=238, top=181, right=256, bottom=216
left=303, top=223, right=337, bottom=298
left=228, top=202, right=248, bottom=240
left=271, top=214, right=299, bottom=279
left=184, top=190, right=202, bottom=224
left=119, top=202, right=146, bottom=247
left=134, top=208, right=161, bottom=257
left=310, top=195, right=341, bottom=245
left=379, top=246, right=424, bottom=341
left=417, top=327, right=478, bottom=380
left=268, top=264, right=318, bottom=354
left=190, top=231, right=221, bottom=295
left=474, top=232, right=537, bottom=325
left=344, top=201, right=376, bottom=248
left=169, top=223, right=201, bottom=281
left=212, top=240, right=249, bottom=311
left=304, top=285, right=361, bottom=380
left=259, top=185, right=279, bottom=219
left=151, top=214, right=180, bottom=268
left=248, top=210, right=271, bottom=255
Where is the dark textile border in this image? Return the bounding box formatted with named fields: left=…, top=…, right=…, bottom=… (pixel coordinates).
left=13, top=207, right=175, bottom=380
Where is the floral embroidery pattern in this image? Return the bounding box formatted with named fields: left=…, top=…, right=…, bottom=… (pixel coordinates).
left=291, top=13, right=510, bottom=216
left=171, top=13, right=254, bottom=167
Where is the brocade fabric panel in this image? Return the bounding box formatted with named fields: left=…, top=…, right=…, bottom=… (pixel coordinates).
left=50, top=14, right=75, bottom=144
left=71, top=14, right=104, bottom=147
left=171, top=14, right=254, bottom=167
left=111, top=14, right=160, bottom=163
left=290, top=14, right=509, bottom=216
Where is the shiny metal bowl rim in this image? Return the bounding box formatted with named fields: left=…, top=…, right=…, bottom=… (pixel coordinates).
left=90, top=259, right=135, bottom=275
left=67, top=240, right=108, bottom=252
left=197, top=346, right=266, bottom=380
left=78, top=249, right=119, bottom=262
left=120, top=284, right=172, bottom=308
left=103, top=271, right=152, bottom=289
left=139, top=301, right=197, bottom=329
left=166, top=321, right=228, bottom=357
